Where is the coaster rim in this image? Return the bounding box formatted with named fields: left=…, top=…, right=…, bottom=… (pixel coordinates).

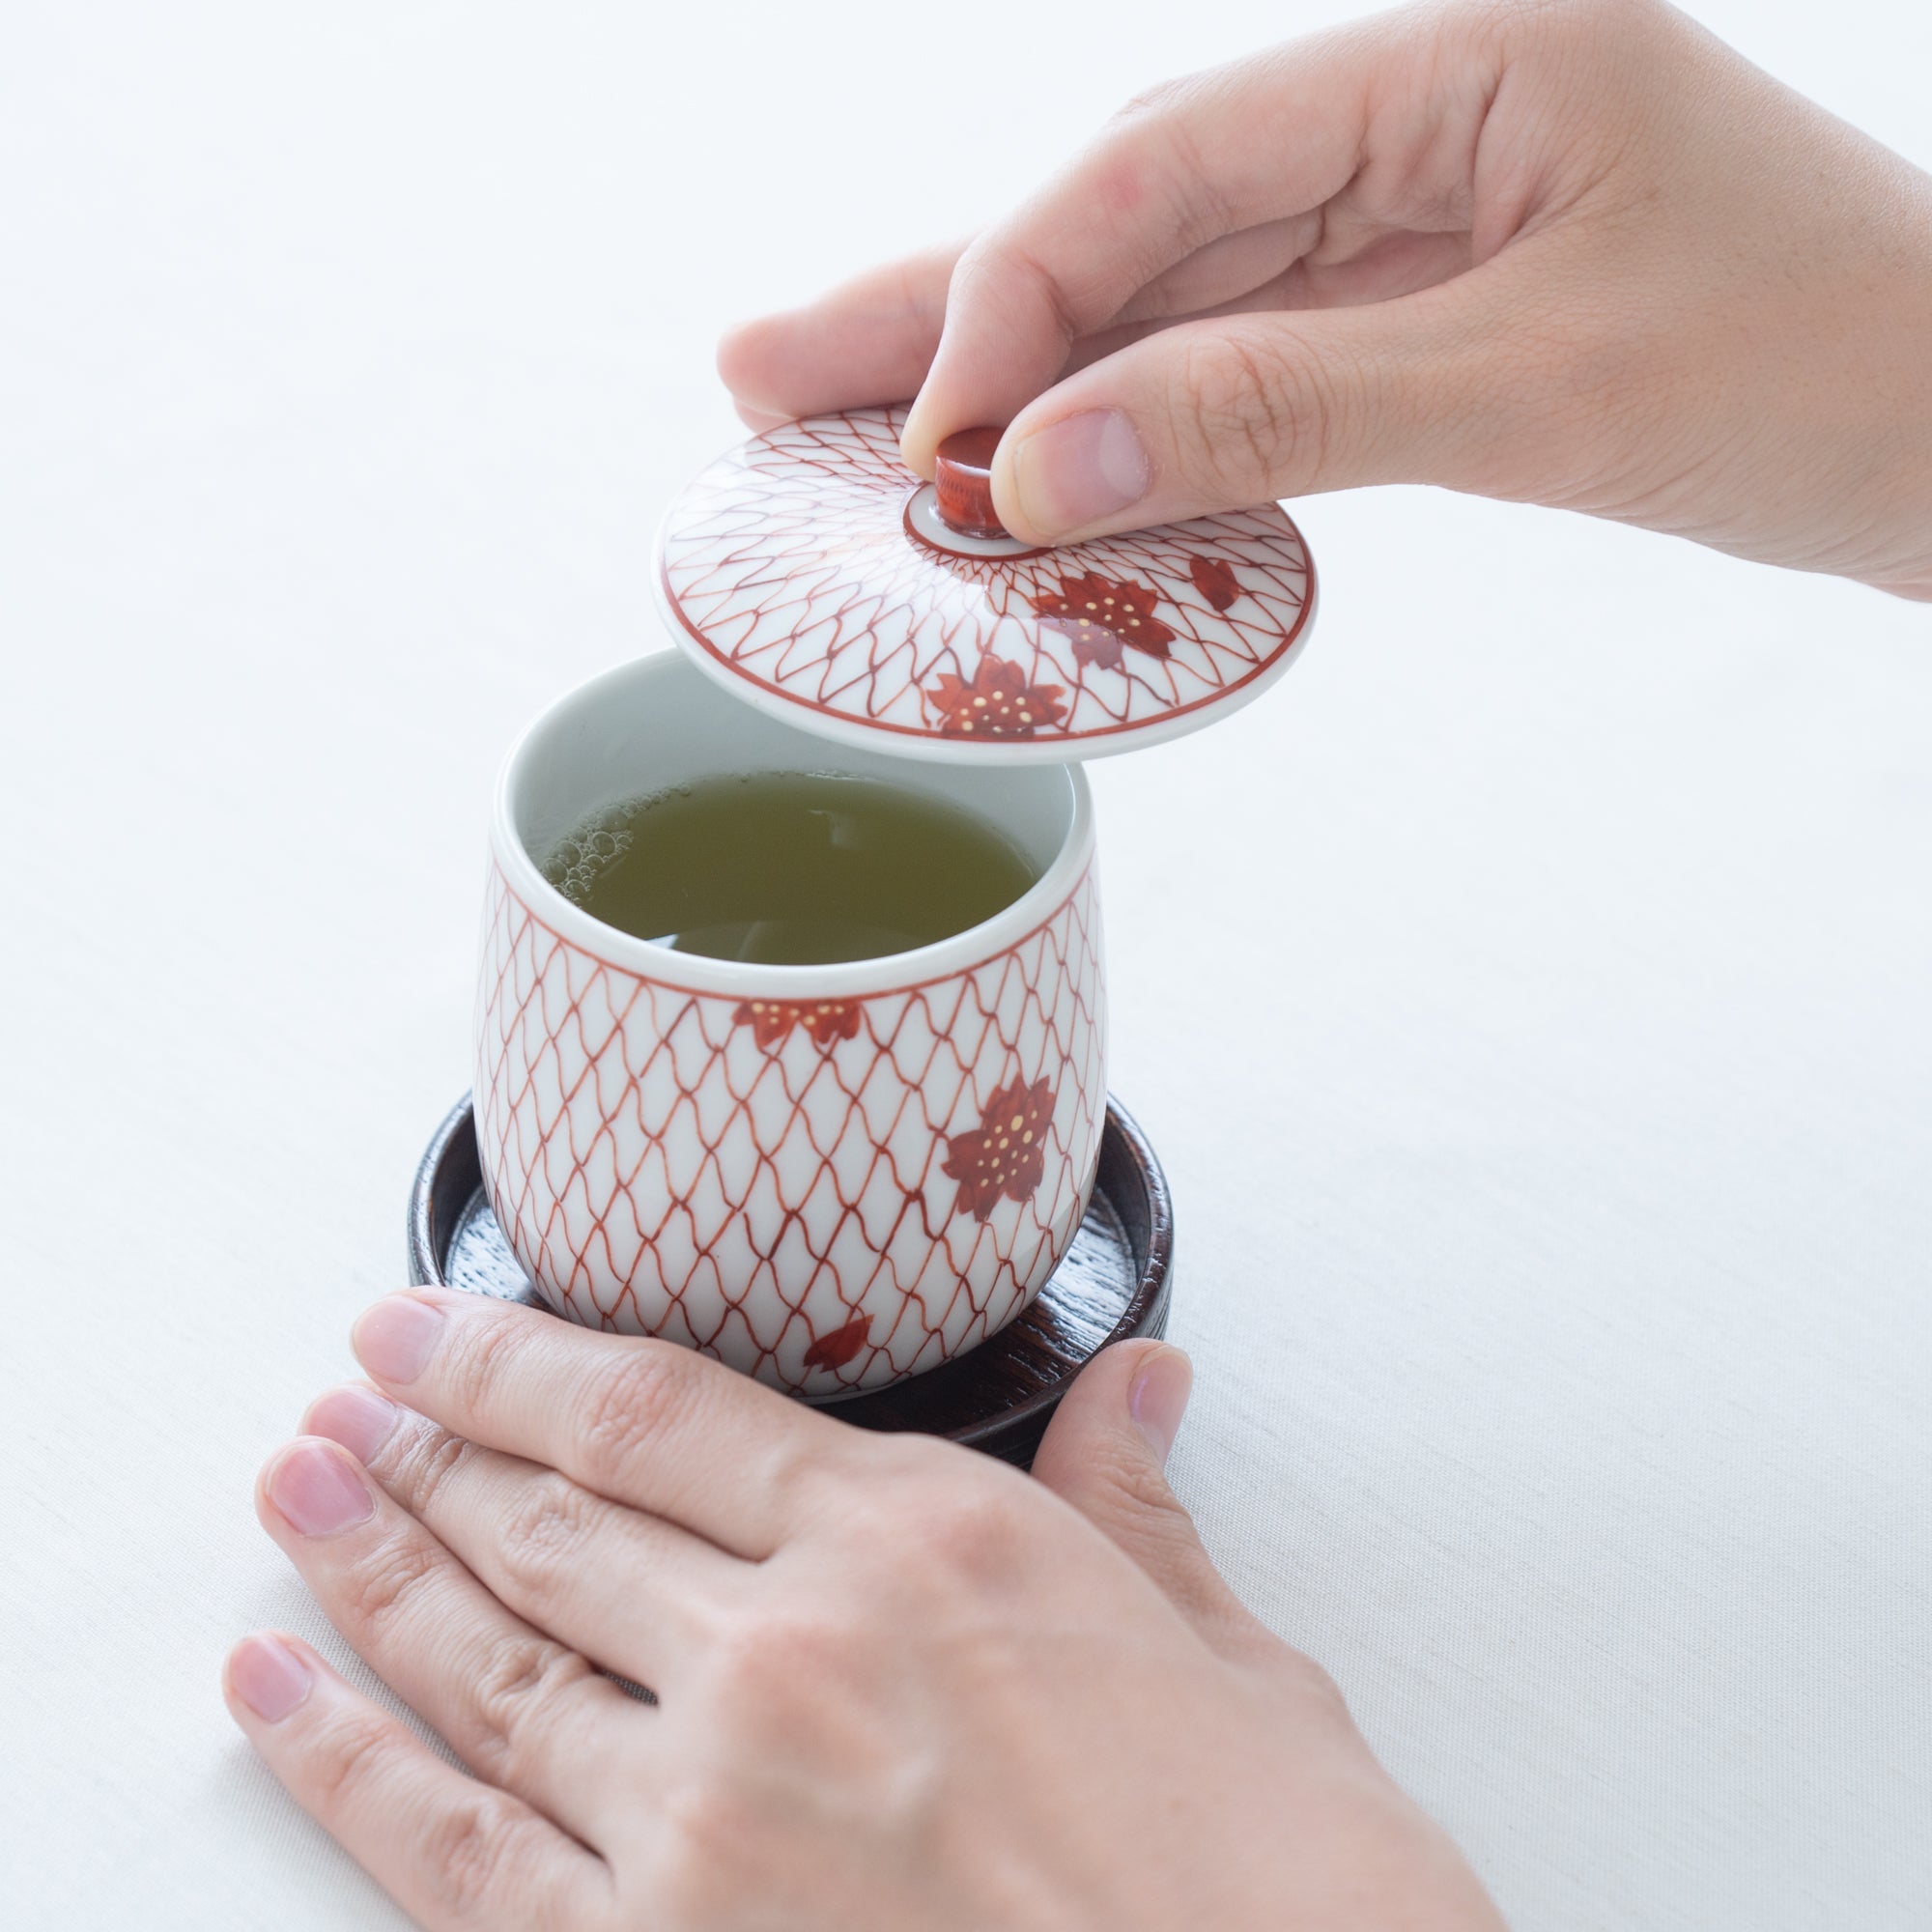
left=407, top=1093, right=1174, bottom=1465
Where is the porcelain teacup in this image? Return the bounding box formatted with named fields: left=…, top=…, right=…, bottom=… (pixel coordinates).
left=475, top=650, right=1106, bottom=1398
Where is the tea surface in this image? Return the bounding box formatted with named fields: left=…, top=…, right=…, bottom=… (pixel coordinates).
left=543, top=772, right=1039, bottom=965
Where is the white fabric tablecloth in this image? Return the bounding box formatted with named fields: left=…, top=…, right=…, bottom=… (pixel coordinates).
left=4, top=4, right=1928, bottom=1925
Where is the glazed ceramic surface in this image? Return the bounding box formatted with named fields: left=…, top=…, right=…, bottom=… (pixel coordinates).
left=475, top=652, right=1106, bottom=1398
left=410, top=1093, right=1172, bottom=1467
left=655, top=405, right=1317, bottom=764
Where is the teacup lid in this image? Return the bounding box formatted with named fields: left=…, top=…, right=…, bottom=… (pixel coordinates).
left=654, top=406, right=1316, bottom=765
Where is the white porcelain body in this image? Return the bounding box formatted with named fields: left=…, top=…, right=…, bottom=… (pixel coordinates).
left=476, top=650, right=1106, bottom=1398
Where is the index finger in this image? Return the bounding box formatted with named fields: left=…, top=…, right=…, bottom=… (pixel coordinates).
left=351, top=1291, right=844, bottom=1560
left=715, top=243, right=961, bottom=423
left=898, top=31, right=1381, bottom=472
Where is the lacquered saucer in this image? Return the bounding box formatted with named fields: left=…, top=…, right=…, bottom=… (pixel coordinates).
left=409, top=1094, right=1174, bottom=1468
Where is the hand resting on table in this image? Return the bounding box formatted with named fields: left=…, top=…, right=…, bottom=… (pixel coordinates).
left=227, top=1294, right=1503, bottom=1931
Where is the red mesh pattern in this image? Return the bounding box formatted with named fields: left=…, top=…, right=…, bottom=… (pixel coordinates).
left=473, top=867, right=1106, bottom=1398
left=658, top=407, right=1313, bottom=749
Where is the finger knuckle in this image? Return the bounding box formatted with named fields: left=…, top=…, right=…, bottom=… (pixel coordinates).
left=711, top=1605, right=855, bottom=1705
left=1548, top=0, right=1663, bottom=38
left=835, top=1442, right=1037, bottom=1582
left=955, top=233, right=1090, bottom=351
left=341, top=1529, right=440, bottom=1634
left=899, top=1476, right=1029, bottom=1584
left=1279, top=1646, right=1355, bottom=1725
left=829, top=1433, right=953, bottom=1529
left=864, top=1431, right=960, bottom=1490
left=469, top=1632, right=594, bottom=1781
left=424, top=1793, right=542, bottom=1922
left=388, top=1427, right=481, bottom=1523
left=1173, top=330, right=1321, bottom=497
left=656, top=1779, right=764, bottom=1919
left=576, top=1344, right=694, bottom=1491
left=496, top=1474, right=597, bottom=1608
left=1470, top=0, right=1668, bottom=61
left=1112, top=72, right=1190, bottom=125
left=446, top=1310, right=535, bottom=1429
left=1114, top=37, right=1243, bottom=126
left=308, top=1710, right=402, bottom=1818
left=1096, top=1440, right=1189, bottom=1524
left=1454, top=0, right=1556, bottom=32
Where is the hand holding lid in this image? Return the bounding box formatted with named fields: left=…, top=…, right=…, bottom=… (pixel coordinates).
left=654, top=406, right=1317, bottom=765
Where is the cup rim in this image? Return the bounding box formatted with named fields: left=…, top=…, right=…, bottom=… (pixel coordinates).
left=490, top=650, right=1097, bottom=999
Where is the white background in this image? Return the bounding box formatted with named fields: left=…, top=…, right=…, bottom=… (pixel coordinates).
left=3, top=2, right=1929, bottom=1925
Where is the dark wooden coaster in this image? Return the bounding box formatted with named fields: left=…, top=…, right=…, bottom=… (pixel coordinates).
left=408, top=1094, right=1174, bottom=1469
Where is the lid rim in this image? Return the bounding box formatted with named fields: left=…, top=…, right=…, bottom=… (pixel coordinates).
left=653, top=409, right=1319, bottom=767
left=653, top=555, right=1319, bottom=766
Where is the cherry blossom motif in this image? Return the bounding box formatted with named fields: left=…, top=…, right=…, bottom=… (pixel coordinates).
left=925, top=655, right=1068, bottom=738
left=1030, top=571, right=1177, bottom=670
left=802, top=1313, right=872, bottom=1372
left=734, top=999, right=862, bottom=1050
left=477, top=858, right=1105, bottom=1398
left=1189, top=554, right=1241, bottom=612
left=942, top=1076, right=1056, bottom=1223
left=658, top=408, right=1316, bottom=757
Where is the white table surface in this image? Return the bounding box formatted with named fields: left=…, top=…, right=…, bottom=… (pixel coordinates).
left=5, top=3, right=1929, bottom=1925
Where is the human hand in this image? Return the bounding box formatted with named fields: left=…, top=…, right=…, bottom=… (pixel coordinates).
left=226, top=1293, right=1502, bottom=1930
left=719, top=0, right=1932, bottom=600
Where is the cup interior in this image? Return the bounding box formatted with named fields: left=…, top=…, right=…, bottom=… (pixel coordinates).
left=497, top=651, right=1088, bottom=986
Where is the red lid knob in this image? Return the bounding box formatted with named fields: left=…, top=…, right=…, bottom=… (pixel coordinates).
left=933, top=426, right=1009, bottom=540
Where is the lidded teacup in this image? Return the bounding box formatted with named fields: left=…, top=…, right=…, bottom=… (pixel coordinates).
left=474, top=407, right=1316, bottom=1398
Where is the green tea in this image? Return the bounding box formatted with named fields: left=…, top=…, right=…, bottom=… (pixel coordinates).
left=542, top=772, right=1039, bottom=965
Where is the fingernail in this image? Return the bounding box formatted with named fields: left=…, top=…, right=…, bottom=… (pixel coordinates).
left=229, top=1634, right=314, bottom=1723
left=1129, top=1345, right=1193, bottom=1465
left=353, top=1293, right=444, bottom=1385
left=267, top=1440, right=375, bottom=1537
left=302, top=1385, right=400, bottom=1465
left=1010, top=409, right=1150, bottom=537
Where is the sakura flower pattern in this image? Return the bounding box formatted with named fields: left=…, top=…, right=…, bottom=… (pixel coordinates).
left=1189, top=554, right=1241, bottom=612
left=942, top=1076, right=1057, bottom=1223
left=734, top=998, right=862, bottom=1050
left=655, top=407, right=1315, bottom=763
left=802, top=1314, right=873, bottom=1372
left=925, top=656, right=1068, bottom=739
left=1030, top=571, right=1176, bottom=671
left=478, top=863, right=1103, bottom=1398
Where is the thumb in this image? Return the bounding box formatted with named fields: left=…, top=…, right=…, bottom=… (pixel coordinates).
left=1032, top=1342, right=1253, bottom=1643
left=988, top=266, right=1556, bottom=546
